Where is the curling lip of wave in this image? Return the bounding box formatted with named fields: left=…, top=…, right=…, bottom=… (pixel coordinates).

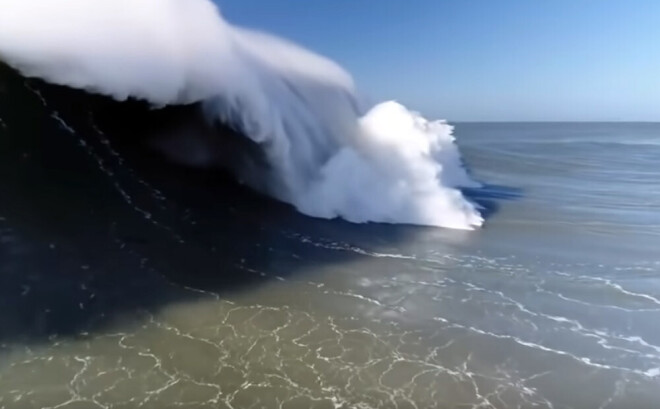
left=0, top=0, right=483, bottom=229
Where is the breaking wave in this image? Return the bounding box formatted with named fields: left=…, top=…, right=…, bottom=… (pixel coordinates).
left=0, top=0, right=482, bottom=229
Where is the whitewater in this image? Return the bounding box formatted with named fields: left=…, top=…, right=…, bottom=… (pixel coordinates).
left=0, top=0, right=482, bottom=229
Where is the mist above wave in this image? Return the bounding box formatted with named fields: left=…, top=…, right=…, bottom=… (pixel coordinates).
left=0, top=0, right=482, bottom=229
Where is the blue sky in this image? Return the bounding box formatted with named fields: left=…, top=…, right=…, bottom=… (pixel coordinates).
left=219, top=1, right=660, bottom=121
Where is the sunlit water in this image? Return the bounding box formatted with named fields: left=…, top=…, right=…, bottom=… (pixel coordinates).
left=1, top=68, right=659, bottom=408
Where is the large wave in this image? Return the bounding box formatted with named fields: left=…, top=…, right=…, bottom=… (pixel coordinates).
left=0, top=0, right=483, bottom=229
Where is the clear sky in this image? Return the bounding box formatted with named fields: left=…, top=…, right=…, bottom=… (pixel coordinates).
left=218, top=1, right=660, bottom=121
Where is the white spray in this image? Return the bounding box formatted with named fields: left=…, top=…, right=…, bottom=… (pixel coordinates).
left=0, top=0, right=483, bottom=229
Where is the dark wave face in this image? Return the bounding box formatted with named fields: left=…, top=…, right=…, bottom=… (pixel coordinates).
left=0, top=61, right=343, bottom=288
left=0, top=61, right=268, bottom=175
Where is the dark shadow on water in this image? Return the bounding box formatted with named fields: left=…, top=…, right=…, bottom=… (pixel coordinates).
left=462, top=184, right=524, bottom=219
left=0, top=64, right=517, bottom=346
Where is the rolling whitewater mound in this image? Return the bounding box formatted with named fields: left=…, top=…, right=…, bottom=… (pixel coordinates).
left=0, top=0, right=483, bottom=229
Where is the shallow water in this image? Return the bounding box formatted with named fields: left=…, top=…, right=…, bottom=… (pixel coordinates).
left=1, top=69, right=659, bottom=408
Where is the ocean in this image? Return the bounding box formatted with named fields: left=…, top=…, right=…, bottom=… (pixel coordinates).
left=1, top=64, right=659, bottom=409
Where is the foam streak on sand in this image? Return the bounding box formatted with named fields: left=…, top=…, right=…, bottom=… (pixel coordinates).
left=0, top=0, right=482, bottom=229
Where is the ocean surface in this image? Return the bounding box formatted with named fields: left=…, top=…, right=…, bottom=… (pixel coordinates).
left=1, top=66, right=659, bottom=408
